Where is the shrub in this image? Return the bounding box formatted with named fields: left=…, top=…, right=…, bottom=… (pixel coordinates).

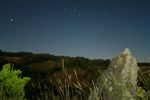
left=0, top=64, right=30, bottom=100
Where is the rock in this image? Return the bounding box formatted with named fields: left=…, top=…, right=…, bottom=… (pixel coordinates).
left=89, top=48, right=139, bottom=100
left=108, top=48, right=139, bottom=95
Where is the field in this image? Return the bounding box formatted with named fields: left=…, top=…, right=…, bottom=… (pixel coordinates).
left=0, top=51, right=150, bottom=100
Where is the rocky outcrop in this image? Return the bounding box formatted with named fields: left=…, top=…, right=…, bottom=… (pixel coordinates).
left=89, top=48, right=139, bottom=100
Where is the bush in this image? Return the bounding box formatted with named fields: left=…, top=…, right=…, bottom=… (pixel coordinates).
left=0, top=64, right=30, bottom=100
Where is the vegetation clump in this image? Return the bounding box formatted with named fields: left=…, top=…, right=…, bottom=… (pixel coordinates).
left=0, top=64, right=30, bottom=100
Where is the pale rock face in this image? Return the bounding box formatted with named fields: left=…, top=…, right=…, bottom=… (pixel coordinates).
left=89, top=48, right=139, bottom=100
left=108, top=48, right=139, bottom=96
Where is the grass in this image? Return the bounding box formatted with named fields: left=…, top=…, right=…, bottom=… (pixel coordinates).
left=1, top=60, right=150, bottom=100
left=28, top=59, right=90, bottom=100
left=27, top=60, right=57, bottom=73
left=137, top=69, right=150, bottom=99
left=0, top=56, right=23, bottom=64
left=27, top=60, right=150, bottom=100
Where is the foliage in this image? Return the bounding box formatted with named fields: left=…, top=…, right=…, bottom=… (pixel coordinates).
left=88, top=69, right=150, bottom=100
left=0, top=64, right=30, bottom=100
left=137, top=70, right=150, bottom=100
left=88, top=81, right=101, bottom=100
left=90, top=72, right=135, bottom=100
left=136, top=87, right=148, bottom=100
left=25, top=59, right=89, bottom=100
left=0, top=51, right=150, bottom=100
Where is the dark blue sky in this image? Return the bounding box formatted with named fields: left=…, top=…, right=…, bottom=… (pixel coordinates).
left=0, top=0, right=150, bottom=62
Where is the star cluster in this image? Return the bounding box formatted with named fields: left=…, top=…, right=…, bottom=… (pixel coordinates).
left=0, top=0, right=150, bottom=62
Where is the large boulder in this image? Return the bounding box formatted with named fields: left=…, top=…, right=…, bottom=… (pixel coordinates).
left=89, top=48, right=139, bottom=100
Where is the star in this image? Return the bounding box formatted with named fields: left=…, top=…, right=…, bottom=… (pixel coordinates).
left=64, top=8, right=66, bottom=11
left=17, top=1, right=21, bottom=5
left=73, top=9, right=77, bottom=12
left=10, top=18, right=14, bottom=22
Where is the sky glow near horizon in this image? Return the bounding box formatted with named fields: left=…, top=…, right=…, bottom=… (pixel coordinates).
left=0, top=0, right=150, bottom=62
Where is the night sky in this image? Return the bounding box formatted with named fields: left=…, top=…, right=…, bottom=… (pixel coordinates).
left=0, top=0, right=150, bottom=62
